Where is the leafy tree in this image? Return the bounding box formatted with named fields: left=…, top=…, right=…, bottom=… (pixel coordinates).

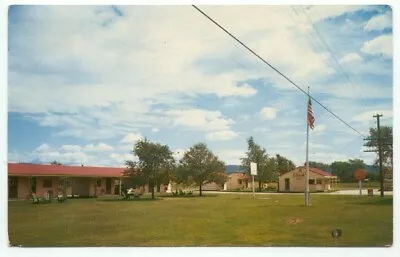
left=263, top=156, right=280, bottom=182
left=178, top=143, right=226, bottom=196
left=364, top=126, right=393, bottom=169
left=331, top=158, right=365, bottom=182
left=241, top=137, right=278, bottom=190
left=124, top=138, right=175, bottom=199
left=308, top=161, right=330, bottom=172
left=275, top=154, right=296, bottom=175
left=51, top=161, right=62, bottom=165
left=367, top=172, right=379, bottom=181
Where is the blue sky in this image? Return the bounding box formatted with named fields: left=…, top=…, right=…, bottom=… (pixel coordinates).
left=7, top=5, right=393, bottom=167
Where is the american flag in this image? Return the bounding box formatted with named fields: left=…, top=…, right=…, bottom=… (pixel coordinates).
left=307, top=98, right=315, bottom=130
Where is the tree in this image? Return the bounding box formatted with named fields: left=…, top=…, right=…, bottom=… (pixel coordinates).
left=262, top=156, right=280, bottom=183
left=178, top=143, right=226, bottom=196
left=308, top=161, right=330, bottom=172
left=124, top=138, right=175, bottom=199
left=275, top=154, right=296, bottom=175
left=331, top=158, right=365, bottom=182
left=51, top=161, right=62, bottom=165
left=240, top=137, right=277, bottom=190
left=367, top=172, right=379, bottom=181
left=364, top=126, right=393, bottom=169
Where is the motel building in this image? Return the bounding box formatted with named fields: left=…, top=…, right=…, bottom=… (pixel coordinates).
left=201, top=172, right=251, bottom=191
left=8, top=163, right=167, bottom=199
left=278, top=166, right=339, bottom=192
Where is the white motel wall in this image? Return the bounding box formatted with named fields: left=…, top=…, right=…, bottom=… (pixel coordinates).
left=278, top=167, right=338, bottom=192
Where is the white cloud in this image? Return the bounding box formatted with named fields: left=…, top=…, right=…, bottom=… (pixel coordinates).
left=151, top=127, right=159, bottom=133
left=305, top=6, right=378, bottom=22
left=364, top=11, right=392, bottom=31
left=120, top=133, right=143, bottom=144
left=361, top=34, right=392, bottom=57
left=222, top=83, right=257, bottom=97
left=339, top=53, right=362, bottom=64
left=205, top=130, right=238, bottom=141
left=352, top=109, right=393, bottom=122
left=172, top=148, right=186, bottom=161
left=165, top=108, right=235, bottom=132
left=260, top=107, right=277, bottom=120
left=59, top=145, right=82, bottom=152
left=83, top=143, right=114, bottom=152
left=109, top=153, right=136, bottom=165
left=214, top=150, right=245, bottom=165
left=31, top=145, right=88, bottom=165
left=313, top=124, right=327, bottom=133
left=10, top=142, right=133, bottom=167
left=35, top=144, right=51, bottom=153
left=302, top=142, right=331, bottom=150
left=253, top=127, right=272, bottom=133
left=321, top=83, right=392, bottom=100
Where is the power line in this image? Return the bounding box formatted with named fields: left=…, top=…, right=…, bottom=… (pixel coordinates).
left=290, top=7, right=355, bottom=92
left=295, top=6, right=358, bottom=94
left=192, top=5, right=364, bottom=136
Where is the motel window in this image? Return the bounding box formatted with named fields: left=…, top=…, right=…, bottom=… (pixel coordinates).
left=96, top=179, right=102, bottom=187
left=43, top=179, right=52, bottom=188
left=316, top=179, right=322, bottom=185
left=308, top=179, right=316, bottom=185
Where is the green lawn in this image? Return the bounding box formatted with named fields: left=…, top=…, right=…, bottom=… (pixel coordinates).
left=8, top=194, right=392, bottom=247
left=339, top=181, right=381, bottom=189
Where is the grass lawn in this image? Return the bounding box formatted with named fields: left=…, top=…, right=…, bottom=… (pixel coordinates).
left=339, top=181, right=381, bottom=189
left=8, top=194, right=392, bottom=247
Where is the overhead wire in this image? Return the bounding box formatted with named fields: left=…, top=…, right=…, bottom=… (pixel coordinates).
left=293, top=6, right=358, bottom=93
left=192, top=5, right=365, bottom=137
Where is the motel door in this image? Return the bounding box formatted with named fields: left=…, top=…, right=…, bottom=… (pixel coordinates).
left=106, top=178, right=112, bottom=194
left=8, top=177, right=18, bottom=198
left=284, top=178, right=290, bottom=191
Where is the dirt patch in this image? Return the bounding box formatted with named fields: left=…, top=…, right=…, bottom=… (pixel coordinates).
left=286, top=218, right=303, bottom=225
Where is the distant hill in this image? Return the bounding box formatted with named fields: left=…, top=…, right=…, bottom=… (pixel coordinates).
left=225, top=165, right=243, bottom=174
left=365, top=164, right=378, bottom=173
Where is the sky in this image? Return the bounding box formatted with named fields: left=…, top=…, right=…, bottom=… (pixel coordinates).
left=7, top=5, right=393, bottom=167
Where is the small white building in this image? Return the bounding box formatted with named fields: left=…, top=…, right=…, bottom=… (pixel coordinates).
left=278, top=166, right=338, bottom=192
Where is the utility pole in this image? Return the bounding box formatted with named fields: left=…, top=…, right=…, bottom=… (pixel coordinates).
left=375, top=114, right=384, bottom=197
left=363, top=114, right=391, bottom=197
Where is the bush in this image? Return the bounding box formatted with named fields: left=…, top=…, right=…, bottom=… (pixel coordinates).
left=170, top=189, right=194, bottom=197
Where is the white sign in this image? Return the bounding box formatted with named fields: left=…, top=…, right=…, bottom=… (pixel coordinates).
left=250, top=162, right=258, bottom=175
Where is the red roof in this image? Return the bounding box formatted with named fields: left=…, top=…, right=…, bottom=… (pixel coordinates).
left=281, top=166, right=333, bottom=177
left=8, top=163, right=125, bottom=177
left=309, top=167, right=332, bottom=177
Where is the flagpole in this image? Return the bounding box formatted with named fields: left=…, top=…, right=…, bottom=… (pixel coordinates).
left=305, top=87, right=310, bottom=206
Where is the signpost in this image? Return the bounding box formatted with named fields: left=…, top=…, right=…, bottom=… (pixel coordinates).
left=250, top=162, right=257, bottom=199
left=354, top=169, right=367, bottom=196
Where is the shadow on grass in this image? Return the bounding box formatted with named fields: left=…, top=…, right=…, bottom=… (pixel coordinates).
left=352, top=197, right=393, bottom=206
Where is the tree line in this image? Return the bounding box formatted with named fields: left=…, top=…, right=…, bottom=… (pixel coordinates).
left=123, top=125, right=392, bottom=197
left=49, top=126, right=390, bottom=198
left=123, top=136, right=298, bottom=198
